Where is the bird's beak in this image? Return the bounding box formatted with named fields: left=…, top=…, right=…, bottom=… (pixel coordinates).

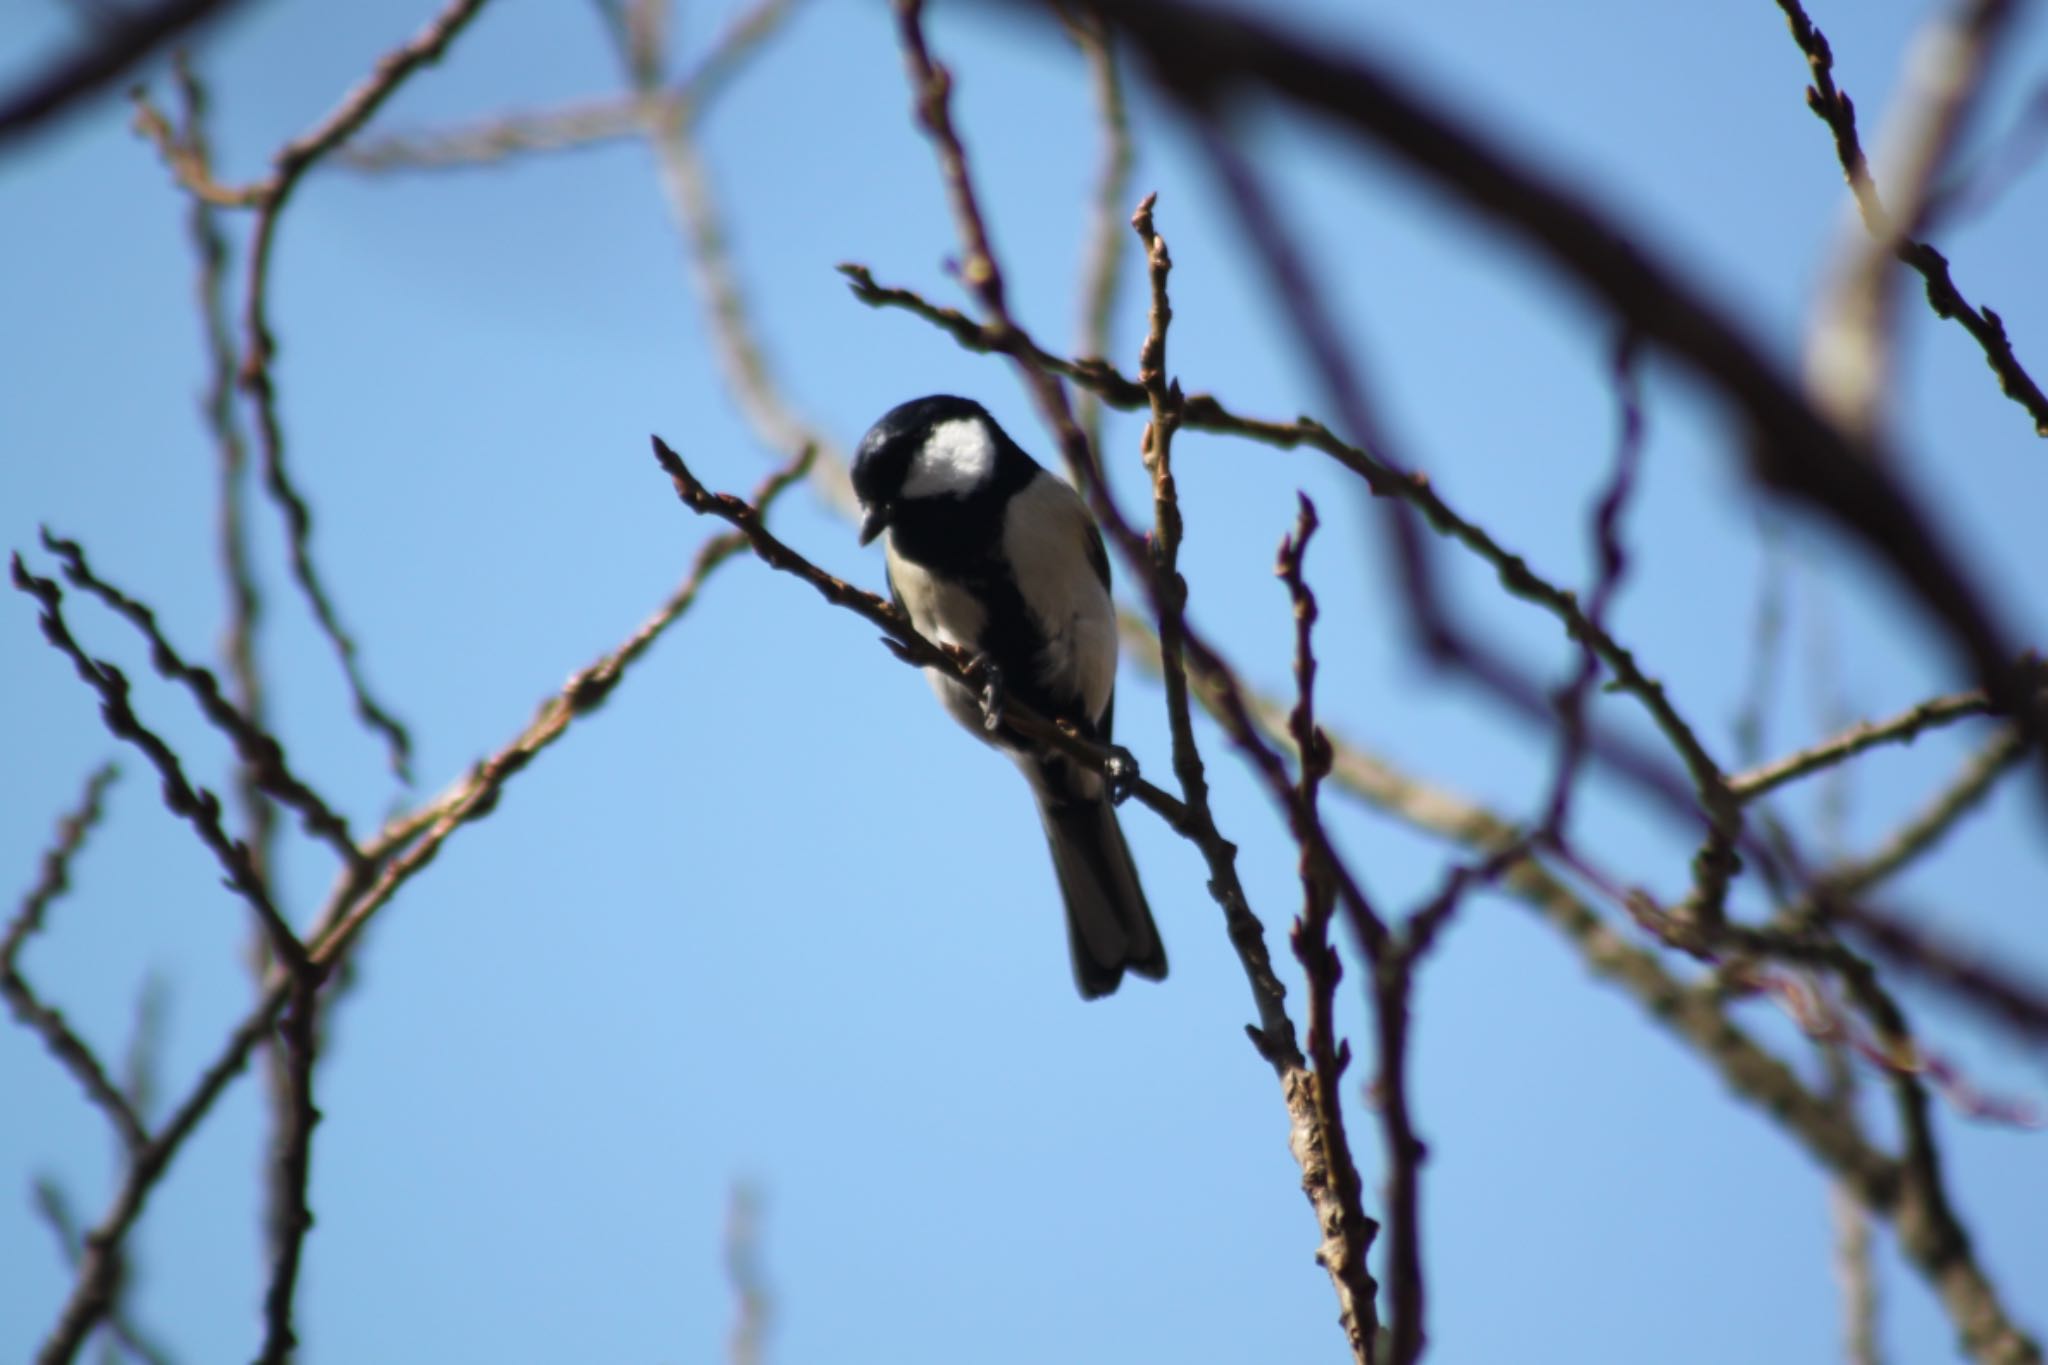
left=858, top=503, right=890, bottom=546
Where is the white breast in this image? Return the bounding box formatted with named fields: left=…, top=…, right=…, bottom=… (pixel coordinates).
left=1001, top=473, right=1117, bottom=725
left=885, top=540, right=994, bottom=737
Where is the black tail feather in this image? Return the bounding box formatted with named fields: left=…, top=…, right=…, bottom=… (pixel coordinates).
left=1037, top=793, right=1167, bottom=999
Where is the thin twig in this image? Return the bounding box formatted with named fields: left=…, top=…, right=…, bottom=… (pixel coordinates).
left=32, top=1179, right=178, bottom=1365
left=134, top=0, right=501, bottom=782
left=1066, top=5, right=1134, bottom=452
left=2, top=764, right=144, bottom=1153
left=592, top=0, right=854, bottom=514
left=1824, top=727, right=2028, bottom=895
left=31, top=450, right=808, bottom=1365
left=1775, top=0, right=2046, bottom=436
left=1730, top=686, right=2001, bottom=802
left=724, top=1183, right=772, bottom=1365
left=12, top=554, right=311, bottom=984
left=317, top=444, right=820, bottom=957
left=171, top=54, right=273, bottom=882
left=1830, top=897, right=2048, bottom=1046
left=1799, top=0, right=2024, bottom=437
left=39, top=530, right=362, bottom=870
left=1538, top=333, right=1644, bottom=843
left=1824, top=1044, right=1885, bottom=1365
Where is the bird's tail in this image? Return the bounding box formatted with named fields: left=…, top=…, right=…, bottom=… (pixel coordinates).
left=1036, top=791, right=1168, bottom=999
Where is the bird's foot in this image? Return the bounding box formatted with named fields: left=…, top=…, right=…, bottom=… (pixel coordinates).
left=969, top=653, right=1005, bottom=732
left=1104, top=746, right=1140, bottom=805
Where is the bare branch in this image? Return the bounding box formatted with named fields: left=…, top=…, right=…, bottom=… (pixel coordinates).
left=1825, top=728, right=2028, bottom=896
left=349, top=0, right=797, bottom=172
left=317, top=444, right=818, bottom=957
left=38, top=531, right=362, bottom=870
left=1774, top=0, right=2047, bottom=437
left=133, top=0, right=499, bottom=782
left=0, top=0, right=250, bottom=151
left=1066, top=6, right=1134, bottom=451
left=1731, top=686, right=2005, bottom=802
left=32, top=1178, right=178, bottom=1365
left=1059, top=0, right=2045, bottom=782
left=2, top=764, right=145, bottom=1154
left=31, top=447, right=808, bottom=1365
left=12, top=554, right=311, bottom=984
left=1831, top=897, right=2048, bottom=1047
left=1824, top=1045, right=1886, bottom=1365
left=1537, top=334, right=1645, bottom=844
left=724, top=1184, right=772, bottom=1365
left=1801, top=0, right=2025, bottom=437
left=255, top=996, right=317, bottom=1365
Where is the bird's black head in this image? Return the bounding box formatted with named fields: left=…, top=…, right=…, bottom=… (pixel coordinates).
left=852, top=395, right=1029, bottom=545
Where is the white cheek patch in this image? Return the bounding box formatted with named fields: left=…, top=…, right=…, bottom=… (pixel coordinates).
left=902, top=417, right=996, bottom=499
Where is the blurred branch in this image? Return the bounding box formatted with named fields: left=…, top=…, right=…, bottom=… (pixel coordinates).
left=724, top=1184, right=772, bottom=1365
left=0, top=0, right=250, bottom=152
left=1062, top=0, right=2045, bottom=786
left=588, top=0, right=862, bottom=513
left=1825, top=1045, right=1885, bottom=1365
left=32, top=1179, right=177, bottom=1365
left=1783, top=0, right=2043, bottom=439
left=1065, top=5, right=1134, bottom=451
left=1535, top=333, right=1645, bottom=847
left=1774, top=0, right=2047, bottom=438
left=1831, top=898, right=2048, bottom=1047
left=135, top=0, right=502, bottom=783
left=2, top=764, right=144, bottom=1154
left=348, top=0, right=793, bottom=172
left=1729, top=686, right=2005, bottom=803
left=1732, top=521, right=1789, bottom=767
left=1823, top=728, right=2028, bottom=896
left=344, top=92, right=647, bottom=168
left=1933, top=80, right=2048, bottom=224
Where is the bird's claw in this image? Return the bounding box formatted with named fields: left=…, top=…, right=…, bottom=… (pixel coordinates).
left=880, top=634, right=916, bottom=663
left=970, top=653, right=1005, bottom=733
left=1104, top=746, right=1140, bottom=805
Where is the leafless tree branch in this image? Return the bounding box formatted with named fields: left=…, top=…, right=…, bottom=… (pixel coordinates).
left=0, top=0, right=251, bottom=152
left=2, top=765, right=143, bottom=1154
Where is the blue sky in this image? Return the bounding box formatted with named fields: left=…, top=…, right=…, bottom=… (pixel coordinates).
left=3, top=0, right=2045, bottom=1361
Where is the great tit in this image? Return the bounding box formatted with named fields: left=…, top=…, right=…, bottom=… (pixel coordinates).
left=853, top=395, right=1167, bottom=999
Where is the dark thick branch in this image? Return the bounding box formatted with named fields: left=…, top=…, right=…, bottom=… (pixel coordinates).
left=0, top=0, right=250, bottom=151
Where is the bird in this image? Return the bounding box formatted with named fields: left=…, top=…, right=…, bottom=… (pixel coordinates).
left=852, top=394, right=1167, bottom=999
